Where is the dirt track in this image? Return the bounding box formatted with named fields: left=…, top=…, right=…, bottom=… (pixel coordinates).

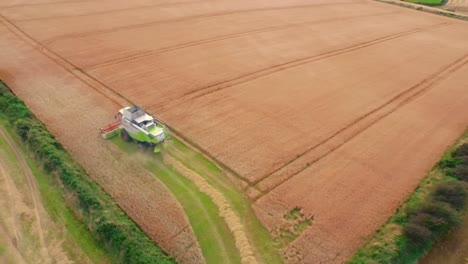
left=0, top=128, right=51, bottom=261
left=0, top=127, right=73, bottom=263
left=1, top=0, right=468, bottom=262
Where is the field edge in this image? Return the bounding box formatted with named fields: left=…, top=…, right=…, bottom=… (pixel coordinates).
left=350, top=130, right=468, bottom=263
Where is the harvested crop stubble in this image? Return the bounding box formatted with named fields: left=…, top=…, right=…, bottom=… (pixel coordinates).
left=163, top=154, right=257, bottom=264
left=50, top=3, right=392, bottom=69
left=255, top=57, right=468, bottom=262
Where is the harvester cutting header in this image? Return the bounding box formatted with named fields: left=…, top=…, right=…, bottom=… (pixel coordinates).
left=100, top=106, right=169, bottom=153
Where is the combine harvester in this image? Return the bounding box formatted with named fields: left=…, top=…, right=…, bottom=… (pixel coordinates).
left=100, top=106, right=170, bottom=153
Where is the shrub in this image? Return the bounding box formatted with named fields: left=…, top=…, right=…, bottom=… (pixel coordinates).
left=14, top=119, right=31, bottom=140
left=403, top=223, right=432, bottom=246
left=439, top=144, right=468, bottom=169
left=460, top=156, right=468, bottom=166
left=408, top=212, right=441, bottom=232
left=454, top=144, right=468, bottom=157
left=432, top=182, right=467, bottom=210
left=452, top=165, right=468, bottom=182
left=77, top=188, right=102, bottom=212
left=402, top=199, right=461, bottom=256
left=0, top=95, right=31, bottom=122
left=438, top=157, right=461, bottom=169
left=417, top=201, right=460, bottom=233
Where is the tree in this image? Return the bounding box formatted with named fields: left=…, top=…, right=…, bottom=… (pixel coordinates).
left=432, top=182, right=467, bottom=210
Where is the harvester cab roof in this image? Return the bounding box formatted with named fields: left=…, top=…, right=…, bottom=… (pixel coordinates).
left=122, top=105, right=145, bottom=121
left=122, top=106, right=155, bottom=131
left=101, top=105, right=170, bottom=153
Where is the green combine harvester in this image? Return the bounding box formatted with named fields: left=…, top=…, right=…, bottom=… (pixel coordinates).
left=100, top=106, right=169, bottom=153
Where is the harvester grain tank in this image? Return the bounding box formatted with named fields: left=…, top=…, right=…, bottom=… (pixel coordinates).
left=100, top=106, right=169, bottom=153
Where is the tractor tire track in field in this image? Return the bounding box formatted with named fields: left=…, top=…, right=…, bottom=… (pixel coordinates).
left=0, top=225, right=27, bottom=264
left=43, top=1, right=364, bottom=44
left=162, top=121, right=256, bottom=191
left=0, top=127, right=51, bottom=262
left=0, top=158, right=22, bottom=251
left=13, top=0, right=206, bottom=22
left=155, top=160, right=234, bottom=264
left=0, top=15, right=134, bottom=109
left=5, top=6, right=451, bottom=199
left=84, top=11, right=399, bottom=71
left=162, top=154, right=258, bottom=264
left=147, top=22, right=451, bottom=114
left=252, top=53, right=468, bottom=201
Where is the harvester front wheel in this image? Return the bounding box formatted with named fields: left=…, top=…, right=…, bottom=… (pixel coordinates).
left=121, top=129, right=132, bottom=142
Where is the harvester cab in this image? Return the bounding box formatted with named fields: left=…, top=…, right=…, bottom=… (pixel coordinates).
left=100, top=106, right=169, bottom=153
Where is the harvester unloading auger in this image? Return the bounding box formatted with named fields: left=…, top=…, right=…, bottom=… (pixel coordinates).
left=100, top=106, right=170, bottom=153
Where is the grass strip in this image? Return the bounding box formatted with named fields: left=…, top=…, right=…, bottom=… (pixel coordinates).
left=111, top=135, right=241, bottom=264
left=111, top=130, right=283, bottom=263
left=166, top=137, right=283, bottom=264
left=403, top=0, right=444, bottom=6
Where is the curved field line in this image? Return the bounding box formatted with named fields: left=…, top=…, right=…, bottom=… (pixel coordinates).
left=43, top=1, right=364, bottom=44
left=0, top=127, right=51, bottom=261
left=157, top=163, right=234, bottom=263
left=161, top=121, right=256, bottom=191
left=85, top=11, right=399, bottom=71
left=0, top=225, right=28, bottom=264
left=147, top=22, right=450, bottom=116
left=111, top=135, right=241, bottom=263
left=163, top=154, right=257, bottom=264
left=164, top=138, right=283, bottom=263
left=0, top=15, right=135, bottom=109
left=0, top=158, right=22, bottom=248
left=253, top=53, right=468, bottom=201
left=14, top=0, right=206, bottom=22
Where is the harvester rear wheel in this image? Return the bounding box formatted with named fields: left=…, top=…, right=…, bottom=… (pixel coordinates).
left=121, top=129, right=132, bottom=142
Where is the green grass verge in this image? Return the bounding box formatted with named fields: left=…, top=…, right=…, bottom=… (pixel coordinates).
left=350, top=131, right=468, bottom=264
left=111, top=134, right=283, bottom=264
left=403, top=0, right=444, bottom=6
left=166, top=137, right=283, bottom=264
left=111, top=136, right=241, bottom=264
left=0, top=120, right=109, bottom=263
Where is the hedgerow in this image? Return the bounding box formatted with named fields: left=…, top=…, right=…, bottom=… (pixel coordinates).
left=0, top=81, right=175, bottom=264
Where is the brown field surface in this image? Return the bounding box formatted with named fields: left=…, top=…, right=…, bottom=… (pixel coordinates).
left=0, top=22, right=203, bottom=264
left=1, top=0, right=468, bottom=263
